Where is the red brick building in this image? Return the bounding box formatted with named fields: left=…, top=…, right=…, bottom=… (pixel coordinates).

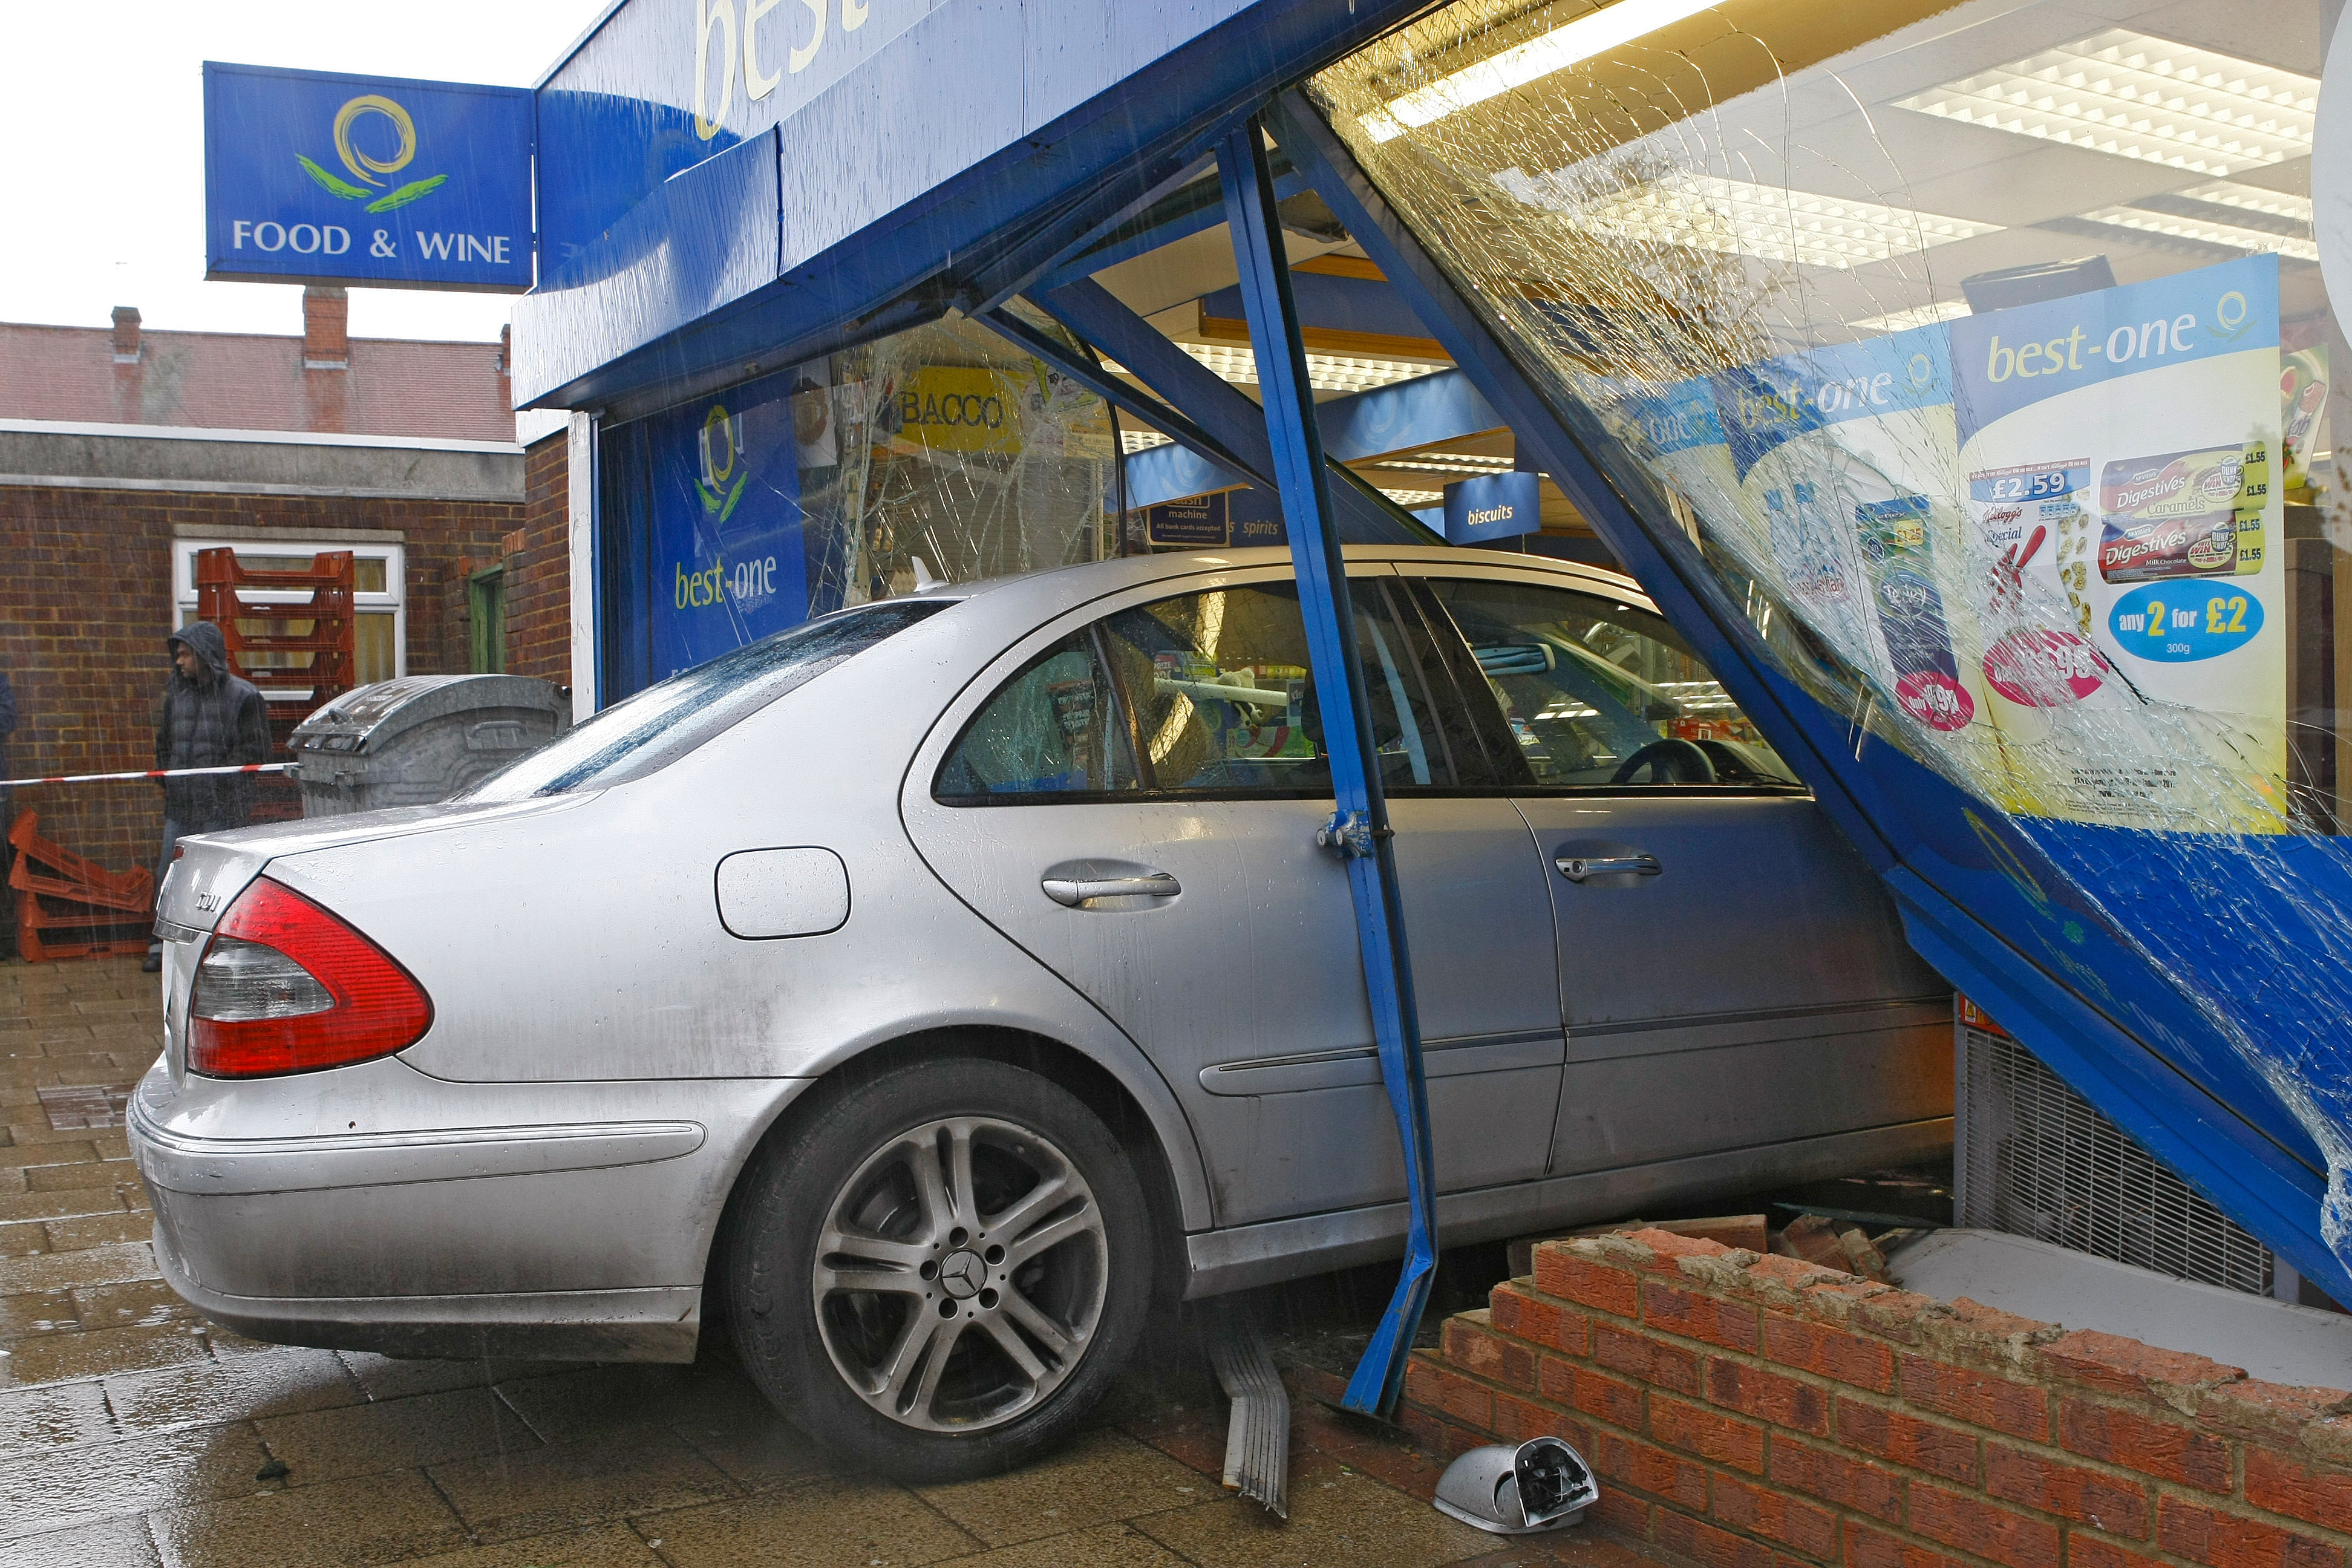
left=1, top=287, right=572, bottom=926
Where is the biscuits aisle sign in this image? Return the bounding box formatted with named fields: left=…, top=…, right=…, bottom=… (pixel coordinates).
left=203, top=64, right=533, bottom=292
left=1950, top=255, right=2285, bottom=830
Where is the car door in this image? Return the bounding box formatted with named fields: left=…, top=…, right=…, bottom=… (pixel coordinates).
left=901, top=563, right=1563, bottom=1227
left=1404, top=566, right=1952, bottom=1177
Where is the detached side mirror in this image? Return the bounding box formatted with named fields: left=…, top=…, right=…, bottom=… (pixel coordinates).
left=1432, top=1436, right=1598, bottom=1534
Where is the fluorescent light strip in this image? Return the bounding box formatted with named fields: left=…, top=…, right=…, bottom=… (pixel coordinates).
left=1848, top=300, right=1971, bottom=334
left=2175, top=178, right=2314, bottom=226
left=1893, top=30, right=2317, bottom=175
left=1103, top=345, right=1444, bottom=396
left=1362, top=0, right=1719, bottom=142
left=1178, top=343, right=1446, bottom=394
left=1379, top=488, right=1446, bottom=506
left=1373, top=453, right=1520, bottom=475
left=1120, top=429, right=1173, bottom=454
left=2079, top=203, right=2319, bottom=261
left=1509, top=171, right=1998, bottom=269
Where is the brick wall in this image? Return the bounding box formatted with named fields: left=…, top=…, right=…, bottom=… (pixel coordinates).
left=1, top=482, right=524, bottom=890
left=507, top=431, right=572, bottom=688
left=1400, top=1228, right=2352, bottom=1568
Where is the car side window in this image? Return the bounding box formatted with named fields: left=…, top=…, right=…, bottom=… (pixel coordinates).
left=936, top=579, right=1467, bottom=801
left=933, top=630, right=1142, bottom=797
left=1421, top=577, right=1805, bottom=791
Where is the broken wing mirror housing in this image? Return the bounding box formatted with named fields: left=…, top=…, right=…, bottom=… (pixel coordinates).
left=1432, top=1436, right=1598, bottom=1534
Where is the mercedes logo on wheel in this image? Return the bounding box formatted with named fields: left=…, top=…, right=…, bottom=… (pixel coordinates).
left=939, top=1250, right=985, bottom=1299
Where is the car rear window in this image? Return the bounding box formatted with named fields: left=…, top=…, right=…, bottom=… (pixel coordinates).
left=464, top=599, right=955, bottom=800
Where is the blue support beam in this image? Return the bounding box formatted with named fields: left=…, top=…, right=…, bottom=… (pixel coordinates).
left=1125, top=367, right=1501, bottom=509
left=1217, top=118, right=1440, bottom=1419
left=1038, top=279, right=1437, bottom=544
left=979, top=307, right=1262, bottom=493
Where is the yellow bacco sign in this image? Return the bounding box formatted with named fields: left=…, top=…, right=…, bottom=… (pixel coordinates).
left=897, top=368, right=1024, bottom=454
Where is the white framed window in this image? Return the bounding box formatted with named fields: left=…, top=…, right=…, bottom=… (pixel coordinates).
left=172, top=538, right=407, bottom=704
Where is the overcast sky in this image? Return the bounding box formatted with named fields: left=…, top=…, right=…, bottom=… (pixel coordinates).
left=1, top=1, right=613, bottom=343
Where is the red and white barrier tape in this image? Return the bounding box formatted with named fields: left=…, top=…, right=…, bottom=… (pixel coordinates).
left=1, top=762, right=296, bottom=788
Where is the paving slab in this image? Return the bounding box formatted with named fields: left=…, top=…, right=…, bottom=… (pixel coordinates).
left=916, top=1427, right=1209, bottom=1547
left=2, top=1321, right=212, bottom=1388
left=426, top=1426, right=740, bottom=1542
left=397, top=1521, right=668, bottom=1567
left=105, top=1345, right=365, bottom=1432
left=148, top=1466, right=472, bottom=1568
left=933, top=1520, right=1197, bottom=1568
left=1134, top=1450, right=1500, bottom=1568
left=643, top=1473, right=984, bottom=1568
left=8, top=1515, right=163, bottom=1568
left=0, top=1420, right=272, bottom=1539
left=0, top=1377, right=116, bottom=1457
left=72, top=1278, right=197, bottom=1333
left=253, top=1384, right=542, bottom=1485
left=0, top=1288, right=78, bottom=1339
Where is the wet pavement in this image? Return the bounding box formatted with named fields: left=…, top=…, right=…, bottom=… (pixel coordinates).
left=1, top=955, right=1669, bottom=1568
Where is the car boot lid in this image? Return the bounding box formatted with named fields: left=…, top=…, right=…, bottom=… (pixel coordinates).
left=155, top=793, right=598, bottom=933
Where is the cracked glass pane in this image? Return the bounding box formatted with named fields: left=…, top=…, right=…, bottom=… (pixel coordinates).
left=596, top=312, right=1114, bottom=695
left=1312, top=0, right=2352, bottom=1276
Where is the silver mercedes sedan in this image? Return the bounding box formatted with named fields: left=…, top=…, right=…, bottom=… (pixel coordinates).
left=132, top=544, right=1949, bottom=1478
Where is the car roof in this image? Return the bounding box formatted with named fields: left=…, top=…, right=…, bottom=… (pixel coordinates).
left=906, top=544, right=1656, bottom=616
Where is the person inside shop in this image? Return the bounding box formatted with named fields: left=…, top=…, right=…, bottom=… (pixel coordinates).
left=146, top=623, right=269, bottom=972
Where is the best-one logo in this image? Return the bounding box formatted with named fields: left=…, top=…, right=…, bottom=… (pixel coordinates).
left=1981, top=314, right=2201, bottom=384
left=677, top=401, right=778, bottom=612
left=227, top=92, right=515, bottom=270
left=693, top=0, right=877, bottom=139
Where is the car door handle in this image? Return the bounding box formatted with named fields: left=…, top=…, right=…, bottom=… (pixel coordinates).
left=1042, top=872, right=1181, bottom=906
left=1555, top=854, right=1662, bottom=883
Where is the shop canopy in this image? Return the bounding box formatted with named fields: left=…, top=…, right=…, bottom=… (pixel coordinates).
left=509, top=0, right=2352, bottom=1356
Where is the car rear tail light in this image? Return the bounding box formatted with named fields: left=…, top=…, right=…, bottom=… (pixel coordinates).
left=188, top=877, right=433, bottom=1077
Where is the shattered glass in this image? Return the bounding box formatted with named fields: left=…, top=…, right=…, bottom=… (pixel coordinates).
left=596, top=310, right=1115, bottom=695
left=1311, top=0, right=2352, bottom=1280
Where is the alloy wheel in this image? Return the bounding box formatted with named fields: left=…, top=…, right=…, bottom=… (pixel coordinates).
left=811, top=1114, right=1109, bottom=1433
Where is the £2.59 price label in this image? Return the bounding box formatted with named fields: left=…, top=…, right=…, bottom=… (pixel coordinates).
left=2108, top=581, right=2264, bottom=662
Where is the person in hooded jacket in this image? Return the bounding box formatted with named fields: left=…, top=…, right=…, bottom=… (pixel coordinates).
left=146, top=622, right=270, bottom=970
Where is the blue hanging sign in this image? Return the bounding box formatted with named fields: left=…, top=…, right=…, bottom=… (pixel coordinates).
left=1147, top=492, right=1231, bottom=547
left=1442, top=471, right=1541, bottom=545
left=203, top=62, right=534, bottom=292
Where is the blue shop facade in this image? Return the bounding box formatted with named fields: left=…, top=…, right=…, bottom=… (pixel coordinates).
left=505, top=0, right=2352, bottom=1303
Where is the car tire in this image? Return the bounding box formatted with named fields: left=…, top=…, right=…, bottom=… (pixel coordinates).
left=727, top=1056, right=1154, bottom=1480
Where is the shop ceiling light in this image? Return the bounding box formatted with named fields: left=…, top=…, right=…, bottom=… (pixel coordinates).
left=1362, top=0, right=1720, bottom=142
left=1849, top=299, right=1971, bottom=334
left=1379, top=487, right=1446, bottom=506
left=2079, top=200, right=2319, bottom=261
left=1892, top=30, right=2318, bottom=176
left=1106, top=344, right=1445, bottom=396
left=2079, top=177, right=2318, bottom=261
left=1120, top=428, right=1173, bottom=454
left=2174, top=178, right=2314, bottom=227
left=1372, top=452, right=1520, bottom=475
left=1549, top=173, right=1998, bottom=269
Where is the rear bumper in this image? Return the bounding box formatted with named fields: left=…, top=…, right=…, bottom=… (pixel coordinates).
left=148, top=1231, right=702, bottom=1362
left=127, top=1056, right=806, bottom=1361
